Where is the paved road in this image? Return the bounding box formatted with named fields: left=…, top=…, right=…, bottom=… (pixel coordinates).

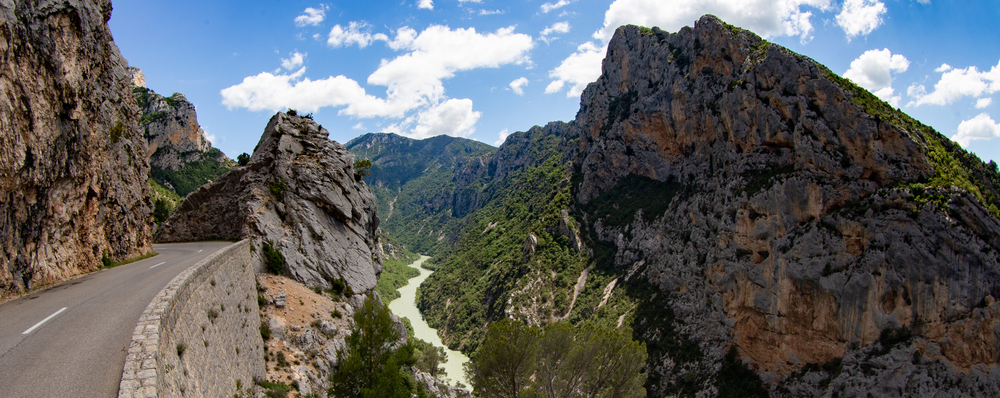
left=0, top=241, right=232, bottom=398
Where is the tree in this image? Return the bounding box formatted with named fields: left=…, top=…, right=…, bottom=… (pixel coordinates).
left=413, top=338, right=448, bottom=377
left=153, top=198, right=173, bottom=223
left=467, top=320, right=647, bottom=398
left=330, top=296, right=418, bottom=398
left=237, top=152, right=250, bottom=166
left=354, top=159, right=373, bottom=180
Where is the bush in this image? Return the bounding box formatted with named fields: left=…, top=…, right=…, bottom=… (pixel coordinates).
left=153, top=198, right=174, bottom=223
left=237, top=152, right=250, bottom=166
left=262, top=241, right=285, bottom=275
left=260, top=322, right=272, bottom=340
left=269, top=180, right=288, bottom=202
left=354, top=159, right=372, bottom=180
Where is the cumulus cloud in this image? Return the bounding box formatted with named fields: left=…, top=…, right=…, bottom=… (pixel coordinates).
left=202, top=128, right=217, bottom=145
left=843, top=48, right=908, bottom=106
left=281, top=51, right=306, bottom=70
left=542, top=0, right=574, bottom=13
left=977, top=98, right=993, bottom=109
left=495, top=128, right=510, bottom=146
left=909, top=60, right=1000, bottom=107
left=546, top=42, right=605, bottom=97
left=295, top=5, right=328, bottom=27
left=836, top=0, right=886, bottom=39
left=328, top=21, right=387, bottom=48
left=418, top=0, right=433, bottom=10
left=510, top=77, right=529, bottom=95
left=222, top=25, right=533, bottom=138
left=541, top=21, right=571, bottom=43
left=936, top=64, right=952, bottom=73
left=953, top=113, right=1000, bottom=147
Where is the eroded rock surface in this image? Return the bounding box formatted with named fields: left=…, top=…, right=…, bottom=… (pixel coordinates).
left=0, top=0, right=152, bottom=296
left=157, top=112, right=381, bottom=294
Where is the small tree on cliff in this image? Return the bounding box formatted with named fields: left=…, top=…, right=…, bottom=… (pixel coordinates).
left=330, top=296, right=421, bottom=398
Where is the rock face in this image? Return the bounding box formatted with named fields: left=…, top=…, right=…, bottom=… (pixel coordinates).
left=0, top=0, right=153, bottom=296
left=131, top=78, right=232, bottom=196
left=407, top=15, right=1000, bottom=397
left=157, top=112, right=382, bottom=295
left=573, top=17, right=1000, bottom=396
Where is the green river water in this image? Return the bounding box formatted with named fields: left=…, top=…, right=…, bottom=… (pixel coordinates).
left=387, top=255, right=470, bottom=388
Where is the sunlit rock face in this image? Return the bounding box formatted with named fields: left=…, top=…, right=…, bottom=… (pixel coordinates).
left=574, top=15, right=1000, bottom=396
left=0, top=0, right=153, bottom=297
left=157, top=112, right=382, bottom=296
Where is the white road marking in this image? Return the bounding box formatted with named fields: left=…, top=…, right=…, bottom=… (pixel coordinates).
left=149, top=262, right=166, bottom=269
left=198, top=249, right=203, bottom=253
left=23, top=307, right=67, bottom=335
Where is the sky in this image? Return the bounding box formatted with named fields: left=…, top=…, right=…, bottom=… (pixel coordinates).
left=108, top=0, right=1000, bottom=164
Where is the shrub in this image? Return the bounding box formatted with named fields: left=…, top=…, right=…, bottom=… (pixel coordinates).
left=260, top=322, right=272, bottom=340
left=237, top=152, right=250, bottom=166
left=269, top=180, right=288, bottom=202
left=153, top=198, right=174, bottom=223
left=353, top=159, right=372, bottom=180
left=262, top=241, right=285, bottom=275
left=109, top=121, right=125, bottom=143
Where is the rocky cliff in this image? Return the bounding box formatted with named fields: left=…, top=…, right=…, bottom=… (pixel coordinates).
left=0, top=0, right=152, bottom=296
left=131, top=75, right=233, bottom=197
left=406, top=15, right=1000, bottom=397
left=156, top=112, right=382, bottom=295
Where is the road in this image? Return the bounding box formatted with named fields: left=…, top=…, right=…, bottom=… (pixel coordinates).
left=0, top=241, right=232, bottom=398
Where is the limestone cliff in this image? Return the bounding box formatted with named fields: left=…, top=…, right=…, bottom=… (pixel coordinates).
left=573, top=16, right=1000, bottom=396
left=156, top=112, right=382, bottom=296
left=0, top=0, right=152, bottom=296
left=131, top=76, right=233, bottom=197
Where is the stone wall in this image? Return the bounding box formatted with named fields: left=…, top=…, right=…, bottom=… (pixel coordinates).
left=119, top=240, right=266, bottom=398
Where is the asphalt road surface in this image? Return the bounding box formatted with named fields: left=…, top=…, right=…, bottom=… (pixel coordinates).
left=0, top=241, right=232, bottom=398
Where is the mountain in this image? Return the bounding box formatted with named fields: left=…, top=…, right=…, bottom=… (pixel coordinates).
left=0, top=0, right=153, bottom=297
left=157, top=111, right=382, bottom=296
left=346, top=133, right=497, bottom=254
left=380, top=15, right=1000, bottom=397
left=130, top=69, right=233, bottom=198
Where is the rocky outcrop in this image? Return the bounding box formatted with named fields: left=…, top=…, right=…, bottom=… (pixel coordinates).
left=156, top=112, right=382, bottom=295
left=0, top=0, right=152, bottom=296
left=131, top=77, right=232, bottom=196
left=572, top=16, right=1000, bottom=396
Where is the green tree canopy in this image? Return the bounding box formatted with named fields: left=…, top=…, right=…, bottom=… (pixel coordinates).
left=466, top=320, right=646, bottom=398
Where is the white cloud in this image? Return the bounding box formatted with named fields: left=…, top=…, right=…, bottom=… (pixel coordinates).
left=953, top=113, right=1000, bottom=147
left=510, top=77, right=529, bottom=95
left=909, top=60, right=1000, bottom=106
left=873, top=87, right=901, bottom=107
left=836, top=0, right=886, bottom=39
left=977, top=98, right=993, bottom=109
left=542, top=0, right=574, bottom=13
left=459, top=0, right=482, bottom=3
left=495, top=128, right=510, bottom=146
left=328, top=21, right=384, bottom=48
left=418, top=0, right=433, bottom=10
left=546, top=42, right=606, bottom=97
left=410, top=98, right=481, bottom=138
left=917, top=0, right=930, bottom=4
left=480, top=9, right=504, bottom=15
left=295, top=5, right=328, bottom=27
left=281, top=51, right=306, bottom=70
left=222, top=25, right=533, bottom=138
left=352, top=122, right=366, bottom=130
left=594, top=0, right=833, bottom=44
left=844, top=49, right=909, bottom=91
left=935, top=63, right=952, bottom=73
left=541, top=21, right=571, bottom=37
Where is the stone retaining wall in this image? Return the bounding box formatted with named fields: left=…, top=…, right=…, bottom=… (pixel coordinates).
left=119, top=240, right=266, bottom=398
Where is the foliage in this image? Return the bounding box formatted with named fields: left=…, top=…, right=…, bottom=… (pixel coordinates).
left=150, top=148, right=233, bottom=197
left=260, top=322, right=272, bottom=340
left=354, top=159, right=373, bottom=180
left=375, top=244, right=421, bottom=302
left=412, top=338, right=447, bottom=377
left=237, top=152, right=250, bottom=166
left=256, top=379, right=294, bottom=398
left=153, top=197, right=174, bottom=223
left=109, top=121, right=126, bottom=143
left=262, top=240, right=285, bottom=275
left=329, top=296, right=420, bottom=398
left=716, top=347, right=768, bottom=398
left=269, top=179, right=288, bottom=202
left=466, top=319, right=647, bottom=398
left=149, top=179, right=182, bottom=210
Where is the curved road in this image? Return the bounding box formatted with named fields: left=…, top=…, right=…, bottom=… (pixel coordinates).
left=0, top=241, right=232, bottom=398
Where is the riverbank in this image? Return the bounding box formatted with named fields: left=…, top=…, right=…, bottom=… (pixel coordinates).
left=387, top=255, right=470, bottom=388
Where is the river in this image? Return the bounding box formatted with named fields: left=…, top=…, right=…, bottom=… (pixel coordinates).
left=387, top=255, right=470, bottom=388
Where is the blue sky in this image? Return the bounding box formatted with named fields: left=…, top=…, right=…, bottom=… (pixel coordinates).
left=109, top=0, right=1000, bottom=164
